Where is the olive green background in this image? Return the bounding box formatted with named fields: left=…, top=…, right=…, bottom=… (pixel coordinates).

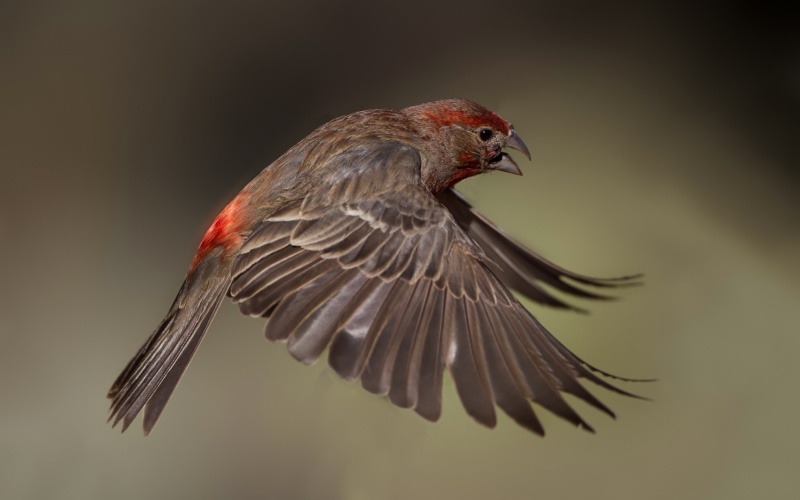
left=1, top=1, right=798, bottom=499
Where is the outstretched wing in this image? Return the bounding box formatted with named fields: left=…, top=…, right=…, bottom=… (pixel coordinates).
left=438, top=188, right=641, bottom=313
left=229, top=142, right=639, bottom=434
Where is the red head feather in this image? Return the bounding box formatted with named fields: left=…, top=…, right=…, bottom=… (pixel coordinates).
left=407, top=99, right=511, bottom=134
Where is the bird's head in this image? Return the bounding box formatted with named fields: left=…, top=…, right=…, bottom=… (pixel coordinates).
left=403, top=99, right=530, bottom=193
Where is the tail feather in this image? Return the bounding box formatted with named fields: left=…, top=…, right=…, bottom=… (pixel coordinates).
left=108, top=255, right=230, bottom=434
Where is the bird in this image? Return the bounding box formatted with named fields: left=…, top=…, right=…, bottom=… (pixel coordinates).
left=108, top=98, right=646, bottom=436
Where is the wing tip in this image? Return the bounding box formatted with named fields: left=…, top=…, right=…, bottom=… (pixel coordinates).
left=582, top=361, right=658, bottom=384
left=577, top=273, right=645, bottom=289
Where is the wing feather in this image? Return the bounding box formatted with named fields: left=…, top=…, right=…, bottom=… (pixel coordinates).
left=386, top=279, right=431, bottom=408
left=359, top=279, right=420, bottom=393
left=446, top=295, right=497, bottom=428
left=412, top=286, right=446, bottom=422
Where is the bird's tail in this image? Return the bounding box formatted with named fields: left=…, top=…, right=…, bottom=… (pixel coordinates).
left=107, top=254, right=231, bottom=435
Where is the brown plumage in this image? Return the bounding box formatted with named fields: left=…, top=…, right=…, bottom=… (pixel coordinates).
left=108, top=99, right=646, bottom=436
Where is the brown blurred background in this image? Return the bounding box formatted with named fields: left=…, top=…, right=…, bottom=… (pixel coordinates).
left=1, top=1, right=798, bottom=499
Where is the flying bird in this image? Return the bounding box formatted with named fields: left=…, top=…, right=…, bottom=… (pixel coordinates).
left=108, top=99, right=645, bottom=436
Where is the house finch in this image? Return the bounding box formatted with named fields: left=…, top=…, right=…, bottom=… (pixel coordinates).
left=108, top=99, right=644, bottom=436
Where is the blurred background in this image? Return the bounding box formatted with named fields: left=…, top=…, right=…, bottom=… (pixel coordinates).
left=1, top=1, right=798, bottom=499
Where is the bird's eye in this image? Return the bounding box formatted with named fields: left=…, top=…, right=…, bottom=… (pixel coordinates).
left=479, top=128, right=493, bottom=141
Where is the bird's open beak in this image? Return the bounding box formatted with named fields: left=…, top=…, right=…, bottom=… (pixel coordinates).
left=506, top=130, right=531, bottom=160
left=489, top=129, right=530, bottom=176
